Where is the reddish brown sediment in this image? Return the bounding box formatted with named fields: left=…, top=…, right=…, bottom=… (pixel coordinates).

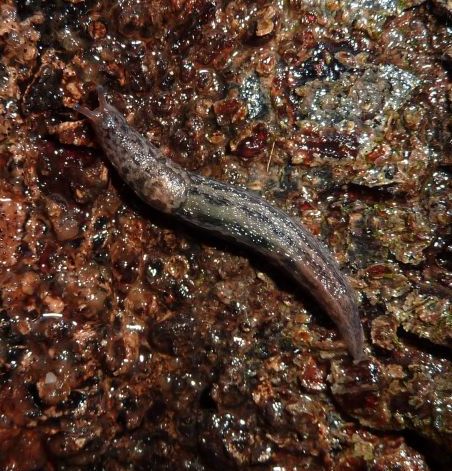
left=0, top=0, right=451, bottom=469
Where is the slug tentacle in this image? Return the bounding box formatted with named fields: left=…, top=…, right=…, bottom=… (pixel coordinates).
left=73, top=103, right=99, bottom=121
left=75, top=90, right=365, bottom=361
left=96, top=85, right=108, bottom=110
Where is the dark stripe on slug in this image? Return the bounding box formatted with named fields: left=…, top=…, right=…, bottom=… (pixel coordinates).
left=190, top=179, right=297, bottom=245
left=238, top=203, right=294, bottom=243
left=182, top=209, right=277, bottom=253
left=189, top=187, right=232, bottom=207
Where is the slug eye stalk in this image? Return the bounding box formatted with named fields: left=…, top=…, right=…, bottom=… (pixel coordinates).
left=73, top=86, right=108, bottom=121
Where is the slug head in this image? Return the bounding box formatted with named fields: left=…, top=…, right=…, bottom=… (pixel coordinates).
left=74, top=85, right=190, bottom=214
left=74, top=85, right=126, bottom=136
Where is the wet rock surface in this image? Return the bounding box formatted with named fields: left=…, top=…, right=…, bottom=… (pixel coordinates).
left=0, top=0, right=451, bottom=469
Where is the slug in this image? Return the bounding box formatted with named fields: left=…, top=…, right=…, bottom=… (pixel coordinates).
left=75, top=86, right=364, bottom=361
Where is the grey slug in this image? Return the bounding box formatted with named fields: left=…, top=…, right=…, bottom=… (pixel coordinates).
left=75, top=86, right=364, bottom=361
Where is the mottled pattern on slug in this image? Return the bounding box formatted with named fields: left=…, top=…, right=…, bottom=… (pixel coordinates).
left=76, top=88, right=364, bottom=361
left=77, top=97, right=190, bottom=213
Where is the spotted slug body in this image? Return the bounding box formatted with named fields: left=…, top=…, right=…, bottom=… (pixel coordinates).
left=75, top=90, right=190, bottom=214
left=76, top=87, right=364, bottom=361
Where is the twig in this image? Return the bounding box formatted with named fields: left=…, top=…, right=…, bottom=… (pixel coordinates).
left=267, top=140, right=275, bottom=173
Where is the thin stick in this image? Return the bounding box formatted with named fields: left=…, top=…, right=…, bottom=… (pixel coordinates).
left=267, top=140, right=275, bottom=173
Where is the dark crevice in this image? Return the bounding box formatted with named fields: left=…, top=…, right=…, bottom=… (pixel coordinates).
left=397, top=327, right=452, bottom=363
left=401, top=428, right=452, bottom=471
